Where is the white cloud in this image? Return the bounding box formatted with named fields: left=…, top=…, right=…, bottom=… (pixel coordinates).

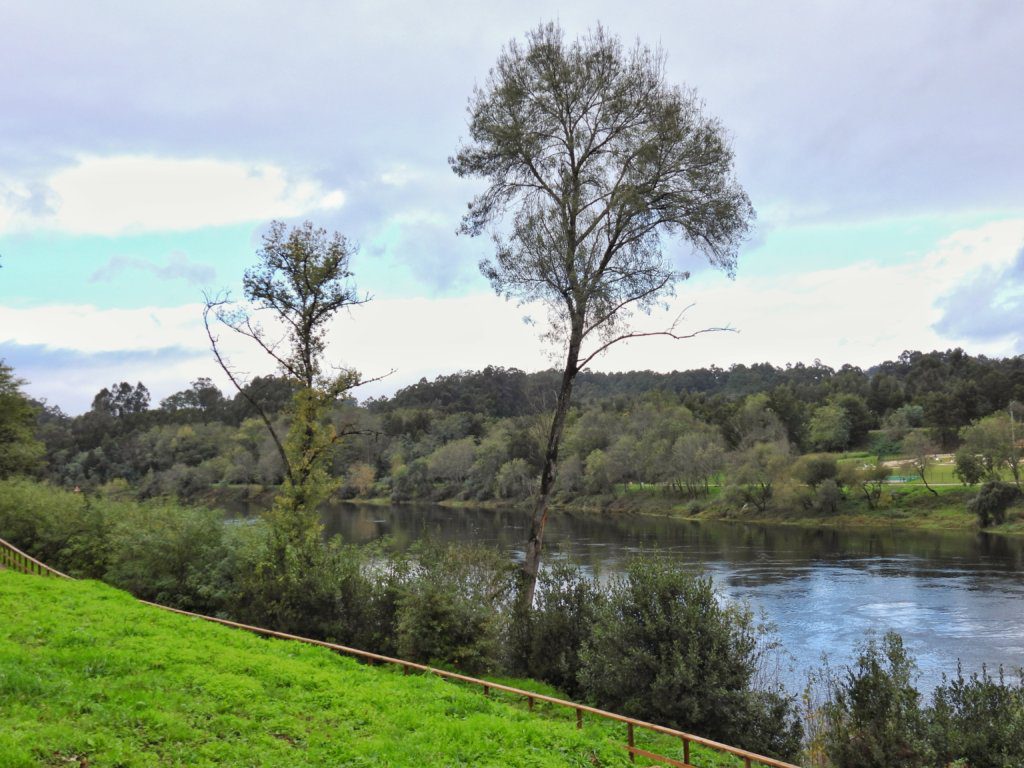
left=379, top=164, right=424, bottom=188
left=3, top=219, right=1022, bottom=412
left=0, top=155, right=345, bottom=235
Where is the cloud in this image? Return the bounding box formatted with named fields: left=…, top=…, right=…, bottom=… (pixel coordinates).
left=934, top=245, right=1024, bottom=351
left=4, top=3, right=1023, bottom=233
left=3, top=219, right=1022, bottom=413
left=0, top=341, right=207, bottom=413
left=0, top=155, right=345, bottom=235
left=88, top=252, right=216, bottom=286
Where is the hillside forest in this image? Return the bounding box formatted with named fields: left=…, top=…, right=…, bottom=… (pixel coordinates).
left=7, top=347, right=1024, bottom=527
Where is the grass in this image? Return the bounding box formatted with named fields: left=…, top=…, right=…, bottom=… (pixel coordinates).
left=0, top=571, right=743, bottom=768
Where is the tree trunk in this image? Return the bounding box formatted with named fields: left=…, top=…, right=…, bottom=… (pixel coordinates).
left=918, top=462, right=939, bottom=496
left=521, top=330, right=582, bottom=607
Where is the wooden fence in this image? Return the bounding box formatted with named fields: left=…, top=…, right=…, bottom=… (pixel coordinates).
left=0, top=536, right=801, bottom=768
left=0, top=537, right=71, bottom=579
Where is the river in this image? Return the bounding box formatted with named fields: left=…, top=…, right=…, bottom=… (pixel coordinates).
left=235, top=499, right=1024, bottom=695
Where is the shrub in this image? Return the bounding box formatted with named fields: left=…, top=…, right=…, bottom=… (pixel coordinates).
left=389, top=459, right=431, bottom=501
left=953, top=449, right=986, bottom=486
left=104, top=500, right=230, bottom=612
left=579, top=558, right=801, bottom=760
left=792, top=454, right=839, bottom=488
left=928, top=665, right=1024, bottom=768
left=396, top=543, right=514, bottom=674
left=0, top=478, right=108, bottom=577
left=820, top=632, right=931, bottom=768
left=969, top=481, right=1019, bottom=527
left=227, top=527, right=381, bottom=645
left=494, top=458, right=535, bottom=499
left=519, top=562, right=602, bottom=697
left=814, top=478, right=843, bottom=514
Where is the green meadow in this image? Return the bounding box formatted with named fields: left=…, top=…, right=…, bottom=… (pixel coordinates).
left=0, top=570, right=745, bottom=768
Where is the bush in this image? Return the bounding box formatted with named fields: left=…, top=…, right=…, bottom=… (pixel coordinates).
left=494, top=458, right=536, bottom=499
left=0, top=479, right=109, bottom=577
left=793, top=454, right=840, bottom=487
left=579, top=558, right=801, bottom=760
left=389, top=459, right=431, bottom=501
left=928, top=665, right=1024, bottom=768
left=518, top=562, right=601, bottom=697
left=395, top=543, right=514, bottom=674
left=820, top=632, right=931, bottom=768
left=969, top=481, right=1019, bottom=527
left=227, top=527, right=384, bottom=646
left=814, top=478, right=843, bottom=514
left=954, top=449, right=986, bottom=486
left=104, top=500, right=230, bottom=612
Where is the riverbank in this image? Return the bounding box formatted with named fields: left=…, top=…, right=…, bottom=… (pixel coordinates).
left=396, top=486, right=1024, bottom=537
left=200, top=482, right=1024, bottom=537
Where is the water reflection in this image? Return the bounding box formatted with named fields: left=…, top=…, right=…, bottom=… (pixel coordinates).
left=229, top=500, right=1024, bottom=693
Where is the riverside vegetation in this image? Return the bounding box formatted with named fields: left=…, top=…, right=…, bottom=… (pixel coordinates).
left=11, top=351, right=1024, bottom=533
left=0, top=478, right=804, bottom=762
left=5, top=480, right=1024, bottom=767
left=3, top=19, right=1023, bottom=768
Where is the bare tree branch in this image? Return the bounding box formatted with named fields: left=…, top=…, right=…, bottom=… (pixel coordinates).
left=202, top=293, right=293, bottom=484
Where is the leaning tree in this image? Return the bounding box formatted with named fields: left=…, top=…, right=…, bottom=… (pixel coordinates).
left=452, top=23, right=754, bottom=603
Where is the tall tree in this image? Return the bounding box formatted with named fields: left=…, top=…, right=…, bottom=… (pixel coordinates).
left=205, top=220, right=371, bottom=538
left=452, top=24, right=754, bottom=602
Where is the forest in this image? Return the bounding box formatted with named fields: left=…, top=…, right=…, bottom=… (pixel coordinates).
left=3, top=346, right=1022, bottom=531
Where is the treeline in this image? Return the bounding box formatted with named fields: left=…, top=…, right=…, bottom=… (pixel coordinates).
left=16, top=349, right=1022, bottom=526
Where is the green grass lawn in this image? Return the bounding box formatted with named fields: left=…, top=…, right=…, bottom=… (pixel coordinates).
left=0, top=571, right=642, bottom=768
left=0, top=571, right=749, bottom=768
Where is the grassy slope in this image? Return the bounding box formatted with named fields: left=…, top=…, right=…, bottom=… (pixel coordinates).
left=0, top=571, right=642, bottom=768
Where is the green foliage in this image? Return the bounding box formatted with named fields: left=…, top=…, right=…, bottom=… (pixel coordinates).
left=792, top=453, right=839, bottom=488
left=953, top=448, right=986, bottom=485
left=900, top=431, right=940, bottom=496
left=960, top=412, right=1023, bottom=489
left=831, top=394, right=875, bottom=447
left=579, top=558, right=802, bottom=760
left=969, top=480, right=1020, bottom=528
left=104, top=501, right=231, bottom=611
left=395, top=543, right=514, bottom=674
left=808, top=405, right=852, bottom=452
left=929, top=666, right=1024, bottom=768
left=0, top=478, right=108, bottom=576
left=495, top=458, right=536, bottom=499
left=818, top=635, right=1024, bottom=768
left=390, top=458, right=431, bottom=501
left=268, top=388, right=343, bottom=541
left=0, top=362, right=44, bottom=478
left=728, top=440, right=791, bottom=514
left=821, top=632, right=931, bottom=768
left=518, top=562, right=603, bottom=698
left=813, top=478, right=843, bottom=514
left=838, top=459, right=890, bottom=510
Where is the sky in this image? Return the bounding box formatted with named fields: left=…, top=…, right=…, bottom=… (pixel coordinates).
left=1, top=0, right=1022, bottom=413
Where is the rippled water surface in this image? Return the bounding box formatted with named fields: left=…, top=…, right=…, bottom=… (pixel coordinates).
left=236, top=500, right=1024, bottom=693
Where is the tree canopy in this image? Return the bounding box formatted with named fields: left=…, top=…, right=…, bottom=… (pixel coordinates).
left=452, top=23, right=754, bottom=602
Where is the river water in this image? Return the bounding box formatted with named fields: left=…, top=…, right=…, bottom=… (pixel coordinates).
left=243, top=500, right=1024, bottom=695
